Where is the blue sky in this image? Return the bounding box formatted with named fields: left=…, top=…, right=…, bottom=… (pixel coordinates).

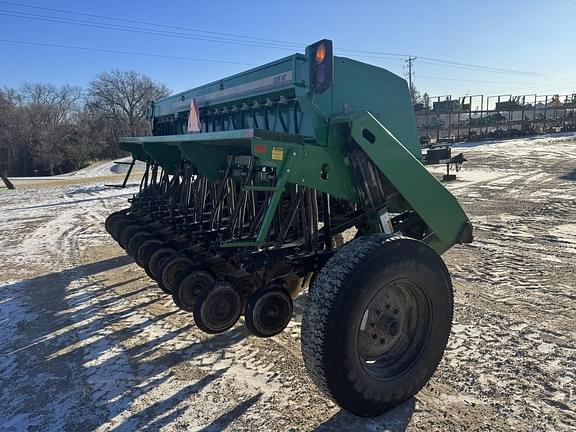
left=1, top=0, right=575, bottom=98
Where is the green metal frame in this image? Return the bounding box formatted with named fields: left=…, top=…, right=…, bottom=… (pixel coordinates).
left=119, top=118, right=471, bottom=254
left=348, top=111, right=471, bottom=253
left=118, top=39, right=472, bottom=255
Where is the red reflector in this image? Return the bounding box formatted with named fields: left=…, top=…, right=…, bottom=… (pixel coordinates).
left=254, top=144, right=267, bottom=154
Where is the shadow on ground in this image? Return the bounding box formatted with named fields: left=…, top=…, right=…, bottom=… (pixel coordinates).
left=1, top=254, right=418, bottom=431
left=560, top=168, right=576, bottom=181
left=315, top=399, right=416, bottom=432
left=0, top=254, right=251, bottom=431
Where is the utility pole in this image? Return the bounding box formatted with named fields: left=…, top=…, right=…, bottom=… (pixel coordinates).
left=406, top=56, right=417, bottom=105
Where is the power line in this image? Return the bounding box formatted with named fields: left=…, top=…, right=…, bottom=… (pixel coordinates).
left=2, top=38, right=541, bottom=89
left=0, top=0, right=301, bottom=48
left=337, top=48, right=541, bottom=76
left=416, top=57, right=539, bottom=76
left=0, top=39, right=256, bottom=66
left=0, top=2, right=403, bottom=63
left=417, top=75, right=533, bottom=84
left=0, top=9, right=407, bottom=66
left=0, top=10, right=300, bottom=51
left=417, top=59, right=537, bottom=76
left=0, top=1, right=544, bottom=76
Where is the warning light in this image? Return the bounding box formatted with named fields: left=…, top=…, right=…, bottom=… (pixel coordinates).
left=315, top=43, right=326, bottom=64
left=307, top=39, right=333, bottom=94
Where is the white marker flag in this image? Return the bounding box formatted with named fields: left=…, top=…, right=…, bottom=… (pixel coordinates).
left=187, top=98, right=201, bottom=133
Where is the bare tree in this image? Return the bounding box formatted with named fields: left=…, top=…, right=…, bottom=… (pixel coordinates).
left=410, top=85, right=421, bottom=107
left=0, top=88, right=26, bottom=176
left=422, top=92, right=430, bottom=109
left=19, top=83, right=83, bottom=175
left=0, top=72, right=170, bottom=177
left=21, top=83, right=82, bottom=126
left=88, top=70, right=169, bottom=137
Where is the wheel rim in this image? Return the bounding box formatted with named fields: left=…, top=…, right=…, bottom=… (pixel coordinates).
left=195, top=283, right=241, bottom=333
left=357, top=279, right=431, bottom=380
left=127, top=232, right=152, bottom=257
left=259, top=295, right=288, bottom=328
left=247, top=288, right=293, bottom=337
left=163, top=259, right=193, bottom=292
left=137, top=240, right=163, bottom=268
left=178, top=271, right=214, bottom=310
left=119, top=225, right=140, bottom=249
left=149, top=249, right=176, bottom=280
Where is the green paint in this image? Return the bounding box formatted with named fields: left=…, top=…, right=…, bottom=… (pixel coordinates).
left=349, top=111, right=470, bottom=252
left=119, top=39, right=471, bottom=254
left=118, top=141, right=147, bottom=162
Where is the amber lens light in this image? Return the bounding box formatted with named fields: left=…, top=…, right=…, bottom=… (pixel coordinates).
left=315, top=43, right=326, bottom=64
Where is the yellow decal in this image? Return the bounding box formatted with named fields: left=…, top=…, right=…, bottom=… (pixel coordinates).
left=271, top=147, right=284, bottom=161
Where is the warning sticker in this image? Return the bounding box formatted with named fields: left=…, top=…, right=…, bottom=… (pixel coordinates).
left=271, top=147, right=284, bottom=161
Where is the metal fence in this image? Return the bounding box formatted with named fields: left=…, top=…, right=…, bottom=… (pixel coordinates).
left=414, top=93, right=576, bottom=143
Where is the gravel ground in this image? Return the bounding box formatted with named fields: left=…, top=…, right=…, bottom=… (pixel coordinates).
left=0, top=134, right=575, bottom=431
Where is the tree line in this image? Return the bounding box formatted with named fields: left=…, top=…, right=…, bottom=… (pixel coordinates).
left=0, top=70, right=169, bottom=176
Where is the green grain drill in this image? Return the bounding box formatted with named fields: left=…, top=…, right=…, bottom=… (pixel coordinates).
left=105, top=40, right=473, bottom=417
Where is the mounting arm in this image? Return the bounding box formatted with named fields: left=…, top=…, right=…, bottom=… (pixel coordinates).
left=349, top=111, right=473, bottom=254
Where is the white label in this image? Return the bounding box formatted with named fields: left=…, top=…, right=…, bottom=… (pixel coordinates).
left=379, top=211, right=394, bottom=234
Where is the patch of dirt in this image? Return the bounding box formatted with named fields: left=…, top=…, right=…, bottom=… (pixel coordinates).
left=1, top=135, right=575, bottom=431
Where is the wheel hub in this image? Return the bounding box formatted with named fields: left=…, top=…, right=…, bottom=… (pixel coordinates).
left=194, top=281, right=242, bottom=334
left=245, top=286, right=293, bottom=337
left=175, top=269, right=215, bottom=312
left=375, top=312, right=401, bottom=338
left=357, top=280, right=428, bottom=377
left=162, top=257, right=193, bottom=292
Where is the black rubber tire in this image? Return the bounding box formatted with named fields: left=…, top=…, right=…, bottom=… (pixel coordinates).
left=112, top=218, right=137, bottom=243
left=193, top=281, right=242, bottom=334
left=148, top=247, right=178, bottom=284
left=109, top=215, right=131, bottom=241
left=160, top=255, right=194, bottom=294
left=118, top=224, right=141, bottom=250
left=105, top=210, right=129, bottom=235
left=301, top=235, right=453, bottom=417
left=126, top=231, right=154, bottom=257
left=137, top=239, right=165, bottom=273
left=245, top=286, right=293, bottom=338
left=172, top=268, right=215, bottom=312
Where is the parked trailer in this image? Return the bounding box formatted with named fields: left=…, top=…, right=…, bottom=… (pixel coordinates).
left=105, top=40, right=473, bottom=417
